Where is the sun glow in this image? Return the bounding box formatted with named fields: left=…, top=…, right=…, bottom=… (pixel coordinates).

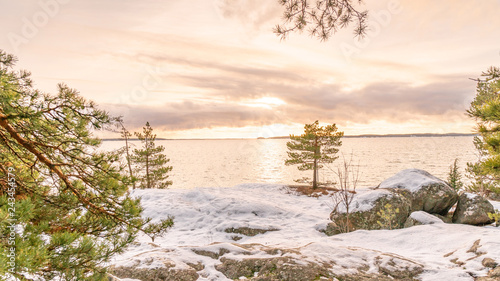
left=241, top=97, right=287, bottom=109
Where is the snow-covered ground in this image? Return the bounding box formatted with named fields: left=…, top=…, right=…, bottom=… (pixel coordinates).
left=111, top=184, right=500, bottom=281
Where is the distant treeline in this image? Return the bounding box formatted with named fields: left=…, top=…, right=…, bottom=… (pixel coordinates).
left=102, top=133, right=476, bottom=141
left=267, top=133, right=476, bottom=139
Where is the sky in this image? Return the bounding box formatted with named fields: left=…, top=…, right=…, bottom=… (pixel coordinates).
left=1, top=0, right=500, bottom=139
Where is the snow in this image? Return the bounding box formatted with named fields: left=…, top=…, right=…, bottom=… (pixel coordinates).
left=378, top=168, right=447, bottom=192
left=491, top=200, right=500, bottom=211
left=110, top=184, right=500, bottom=281
left=336, top=188, right=392, bottom=213
left=465, top=192, right=479, bottom=200
left=408, top=211, right=445, bottom=225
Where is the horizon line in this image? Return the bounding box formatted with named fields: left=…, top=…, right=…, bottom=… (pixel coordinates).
left=101, top=132, right=477, bottom=141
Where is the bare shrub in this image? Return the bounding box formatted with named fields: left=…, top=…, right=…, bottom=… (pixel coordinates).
left=329, top=155, right=360, bottom=233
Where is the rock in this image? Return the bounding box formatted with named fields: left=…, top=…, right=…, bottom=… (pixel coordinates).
left=224, top=227, right=279, bottom=236
left=467, top=239, right=483, bottom=254
left=485, top=191, right=500, bottom=201
left=216, top=255, right=423, bottom=281
left=404, top=211, right=444, bottom=228
left=107, top=274, right=121, bottom=281
left=328, top=189, right=410, bottom=235
left=475, top=277, right=499, bottom=281
left=216, top=256, right=334, bottom=281
left=324, top=222, right=340, bottom=236
left=378, top=169, right=458, bottom=215
left=452, top=193, right=495, bottom=225
left=483, top=257, right=498, bottom=268
left=192, top=248, right=230, bottom=259
left=489, top=266, right=500, bottom=278
left=109, top=266, right=199, bottom=281
left=475, top=277, right=498, bottom=281
left=433, top=213, right=453, bottom=223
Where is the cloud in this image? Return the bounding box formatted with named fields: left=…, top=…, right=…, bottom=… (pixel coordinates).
left=288, top=77, right=474, bottom=115
left=104, top=48, right=477, bottom=132
left=214, top=0, right=282, bottom=31
left=2, top=0, right=489, bottom=137
left=105, top=101, right=283, bottom=131
left=123, top=51, right=474, bottom=115
left=104, top=72, right=475, bottom=132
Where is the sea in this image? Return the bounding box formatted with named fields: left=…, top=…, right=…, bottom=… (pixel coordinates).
left=101, top=136, right=478, bottom=189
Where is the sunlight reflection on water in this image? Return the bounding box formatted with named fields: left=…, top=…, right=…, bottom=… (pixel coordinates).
left=100, top=136, right=477, bottom=189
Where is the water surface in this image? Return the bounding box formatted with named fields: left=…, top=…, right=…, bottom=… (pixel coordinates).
left=101, top=136, right=477, bottom=189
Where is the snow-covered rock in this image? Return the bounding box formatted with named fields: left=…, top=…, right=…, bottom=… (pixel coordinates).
left=404, top=211, right=445, bottom=228
left=327, top=189, right=410, bottom=235
left=378, top=169, right=458, bottom=215
left=453, top=192, right=495, bottom=225
left=491, top=200, right=500, bottom=212
left=109, top=184, right=500, bottom=281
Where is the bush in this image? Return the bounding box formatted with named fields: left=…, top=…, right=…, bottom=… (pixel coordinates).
left=488, top=211, right=500, bottom=227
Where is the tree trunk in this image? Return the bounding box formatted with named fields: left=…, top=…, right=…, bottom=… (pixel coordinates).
left=146, top=137, right=150, bottom=189
left=124, top=130, right=135, bottom=189
left=313, top=159, right=317, bottom=189
left=0, top=112, right=126, bottom=223
left=313, top=136, right=319, bottom=189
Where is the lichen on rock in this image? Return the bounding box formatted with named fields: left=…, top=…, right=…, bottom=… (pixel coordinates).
left=452, top=193, right=495, bottom=225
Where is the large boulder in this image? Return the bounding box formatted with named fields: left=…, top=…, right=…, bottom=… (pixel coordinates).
left=378, top=169, right=458, bottom=215
left=404, top=211, right=444, bottom=228
left=452, top=193, right=495, bottom=225
left=327, top=189, right=411, bottom=235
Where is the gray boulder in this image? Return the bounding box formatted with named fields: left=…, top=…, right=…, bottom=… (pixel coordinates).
left=452, top=193, right=495, bottom=225
left=404, top=211, right=444, bottom=228
left=327, top=189, right=410, bottom=235
left=378, top=169, right=458, bottom=215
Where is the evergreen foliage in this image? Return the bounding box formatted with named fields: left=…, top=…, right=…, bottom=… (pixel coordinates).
left=447, top=158, right=463, bottom=191
left=0, top=51, right=173, bottom=280
left=488, top=211, right=500, bottom=227
left=274, top=0, right=368, bottom=41
left=285, top=120, right=343, bottom=189
left=132, top=122, right=172, bottom=189
left=467, top=66, right=500, bottom=198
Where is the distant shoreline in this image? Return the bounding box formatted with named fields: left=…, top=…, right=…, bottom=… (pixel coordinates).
left=102, top=133, right=476, bottom=141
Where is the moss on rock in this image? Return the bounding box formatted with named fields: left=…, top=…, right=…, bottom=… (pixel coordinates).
left=224, top=227, right=279, bottom=236
left=109, top=265, right=199, bottom=281
left=216, top=256, right=334, bottom=281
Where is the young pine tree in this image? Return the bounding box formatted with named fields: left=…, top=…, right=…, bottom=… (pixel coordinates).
left=467, top=66, right=500, bottom=198
left=447, top=158, right=463, bottom=191
left=0, top=50, right=173, bottom=280
left=133, top=122, right=172, bottom=189
left=285, top=120, right=343, bottom=189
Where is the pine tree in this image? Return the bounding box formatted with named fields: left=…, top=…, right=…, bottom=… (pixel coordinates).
left=0, top=50, right=173, bottom=280
left=132, top=122, right=172, bottom=189
left=467, top=66, right=500, bottom=198
left=274, top=0, right=368, bottom=41
left=119, top=121, right=136, bottom=189
left=447, top=158, right=463, bottom=191
left=285, top=120, right=343, bottom=189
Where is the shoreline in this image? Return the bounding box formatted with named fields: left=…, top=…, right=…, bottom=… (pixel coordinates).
left=101, top=133, right=476, bottom=141
left=110, top=183, right=500, bottom=281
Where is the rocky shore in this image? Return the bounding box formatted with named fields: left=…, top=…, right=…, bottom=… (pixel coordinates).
left=109, top=170, right=500, bottom=281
